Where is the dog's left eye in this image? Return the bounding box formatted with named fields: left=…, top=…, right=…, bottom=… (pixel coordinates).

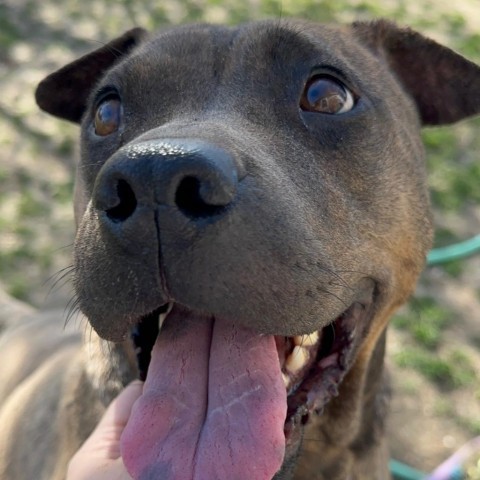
left=94, top=96, right=122, bottom=136
left=300, top=76, right=354, bottom=114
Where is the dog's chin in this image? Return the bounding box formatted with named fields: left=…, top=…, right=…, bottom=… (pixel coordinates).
left=127, top=296, right=374, bottom=474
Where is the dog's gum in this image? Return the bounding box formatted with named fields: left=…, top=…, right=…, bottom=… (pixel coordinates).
left=318, top=352, right=339, bottom=369
left=286, top=346, right=309, bottom=373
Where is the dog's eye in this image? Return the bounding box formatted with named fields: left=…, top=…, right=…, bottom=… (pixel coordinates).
left=300, top=76, right=354, bottom=114
left=94, top=96, right=122, bottom=136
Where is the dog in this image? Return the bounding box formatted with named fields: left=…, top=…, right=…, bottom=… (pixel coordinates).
left=1, top=18, right=479, bottom=480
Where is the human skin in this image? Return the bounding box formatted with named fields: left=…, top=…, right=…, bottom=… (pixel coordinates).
left=66, top=381, right=143, bottom=480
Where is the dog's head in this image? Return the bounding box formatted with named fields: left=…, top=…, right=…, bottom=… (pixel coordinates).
left=36, top=19, right=480, bottom=480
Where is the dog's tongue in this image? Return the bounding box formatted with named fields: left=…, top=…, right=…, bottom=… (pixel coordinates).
left=121, top=309, right=286, bottom=480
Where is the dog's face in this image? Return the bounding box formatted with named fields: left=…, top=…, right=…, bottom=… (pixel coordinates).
left=36, top=19, right=480, bottom=480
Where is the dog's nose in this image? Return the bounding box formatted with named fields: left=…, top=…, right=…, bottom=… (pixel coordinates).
left=93, top=139, right=238, bottom=222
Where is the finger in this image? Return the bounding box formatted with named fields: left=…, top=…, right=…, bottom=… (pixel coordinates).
left=77, top=381, right=143, bottom=460
left=67, top=456, right=133, bottom=480
left=97, top=380, right=144, bottom=430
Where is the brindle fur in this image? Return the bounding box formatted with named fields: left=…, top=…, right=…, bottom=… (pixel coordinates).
left=1, top=19, right=480, bottom=480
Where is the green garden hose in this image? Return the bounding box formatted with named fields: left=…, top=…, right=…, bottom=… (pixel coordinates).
left=390, top=459, right=426, bottom=479
left=427, top=234, right=480, bottom=266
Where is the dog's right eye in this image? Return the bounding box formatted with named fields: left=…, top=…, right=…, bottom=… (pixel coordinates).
left=300, top=76, right=355, bottom=115
left=94, top=96, right=122, bottom=136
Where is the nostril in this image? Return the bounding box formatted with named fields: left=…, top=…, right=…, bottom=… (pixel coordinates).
left=106, top=179, right=138, bottom=222
left=175, top=176, right=228, bottom=219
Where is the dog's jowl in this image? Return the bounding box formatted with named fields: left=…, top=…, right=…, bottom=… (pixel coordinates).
left=1, top=19, right=480, bottom=480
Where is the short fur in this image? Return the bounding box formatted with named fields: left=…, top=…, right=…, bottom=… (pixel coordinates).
left=1, top=19, right=479, bottom=480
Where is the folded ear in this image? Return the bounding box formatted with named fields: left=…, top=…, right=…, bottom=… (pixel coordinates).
left=352, top=20, right=480, bottom=126
left=35, top=27, right=147, bottom=123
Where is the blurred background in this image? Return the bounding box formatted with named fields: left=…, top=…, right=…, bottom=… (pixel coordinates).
left=0, top=0, right=479, bottom=474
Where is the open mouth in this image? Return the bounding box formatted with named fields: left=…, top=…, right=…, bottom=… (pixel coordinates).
left=125, top=299, right=371, bottom=478
left=132, top=301, right=365, bottom=423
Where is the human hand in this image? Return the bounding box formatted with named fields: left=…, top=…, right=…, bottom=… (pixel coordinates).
left=66, top=381, right=143, bottom=480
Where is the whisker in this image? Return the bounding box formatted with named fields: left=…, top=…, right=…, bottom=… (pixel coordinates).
left=328, top=322, right=336, bottom=344
left=45, top=265, right=75, bottom=298
left=64, top=296, right=81, bottom=329
left=315, top=286, right=350, bottom=309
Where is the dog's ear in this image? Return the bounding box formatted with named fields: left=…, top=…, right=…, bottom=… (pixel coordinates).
left=35, top=27, right=147, bottom=123
left=352, top=20, right=480, bottom=126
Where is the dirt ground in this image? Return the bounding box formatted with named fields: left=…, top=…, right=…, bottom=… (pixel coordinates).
left=0, top=0, right=479, bottom=475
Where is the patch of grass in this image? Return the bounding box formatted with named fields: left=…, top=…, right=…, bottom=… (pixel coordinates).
left=423, top=123, right=480, bottom=212
left=448, top=349, right=478, bottom=386
left=0, top=242, right=55, bottom=303
left=433, top=398, right=453, bottom=416
left=449, top=161, right=480, bottom=206
left=455, top=415, right=480, bottom=437
left=0, top=167, right=7, bottom=183
left=433, top=227, right=460, bottom=248
left=456, top=32, right=480, bottom=59
left=18, top=192, right=49, bottom=218
left=13, top=224, right=34, bottom=238
left=393, top=296, right=451, bottom=349
left=430, top=229, right=466, bottom=277
left=0, top=245, right=36, bottom=269
left=397, top=377, right=421, bottom=396
left=471, top=333, right=480, bottom=349
left=52, top=180, right=74, bottom=204
left=433, top=399, right=480, bottom=436
left=444, top=10, right=467, bottom=36
left=394, top=348, right=477, bottom=390
left=36, top=248, right=54, bottom=270
left=15, top=168, right=33, bottom=188
left=442, top=259, right=466, bottom=278
left=395, top=349, right=454, bottom=388
left=423, top=127, right=458, bottom=155
left=55, top=137, right=75, bottom=157
left=0, top=5, right=23, bottom=50
left=7, top=277, right=30, bottom=302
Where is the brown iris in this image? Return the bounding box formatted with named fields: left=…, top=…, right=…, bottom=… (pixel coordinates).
left=94, top=97, right=122, bottom=136
left=300, top=76, right=354, bottom=114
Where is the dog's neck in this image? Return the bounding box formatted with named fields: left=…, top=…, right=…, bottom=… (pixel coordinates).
left=294, top=330, right=390, bottom=479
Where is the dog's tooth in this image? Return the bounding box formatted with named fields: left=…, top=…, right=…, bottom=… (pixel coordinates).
left=286, top=346, right=309, bottom=374
left=293, top=331, right=319, bottom=347
left=158, top=303, right=173, bottom=331
left=293, top=336, right=303, bottom=346
left=304, top=331, right=319, bottom=346
left=158, top=313, right=166, bottom=331
left=282, top=372, right=290, bottom=389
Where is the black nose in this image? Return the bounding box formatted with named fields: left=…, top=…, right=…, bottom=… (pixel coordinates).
left=93, top=139, right=238, bottom=223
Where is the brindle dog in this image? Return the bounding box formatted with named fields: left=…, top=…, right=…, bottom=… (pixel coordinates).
left=1, top=18, right=479, bottom=480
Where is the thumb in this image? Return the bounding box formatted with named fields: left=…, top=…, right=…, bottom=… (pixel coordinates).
left=87, top=380, right=144, bottom=460
left=66, top=381, right=143, bottom=480
left=94, top=380, right=144, bottom=454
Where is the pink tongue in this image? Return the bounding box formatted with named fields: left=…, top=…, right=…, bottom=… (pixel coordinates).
left=120, top=309, right=287, bottom=480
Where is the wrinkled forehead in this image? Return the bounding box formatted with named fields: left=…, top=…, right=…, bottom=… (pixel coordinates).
left=109, top=20, right=381, bottom=90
